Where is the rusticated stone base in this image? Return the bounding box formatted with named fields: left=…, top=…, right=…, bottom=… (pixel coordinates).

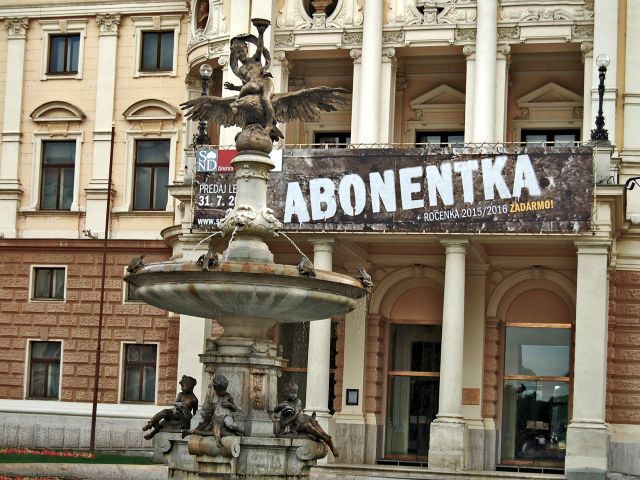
left=427, top=419, right=468, bottom=471
left=565, top=422, right=608, bottom=480
left=167, top=436, right=327, bottom=479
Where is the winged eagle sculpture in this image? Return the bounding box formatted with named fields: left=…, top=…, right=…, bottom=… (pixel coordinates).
left=181, top=18, right=350, bottom=153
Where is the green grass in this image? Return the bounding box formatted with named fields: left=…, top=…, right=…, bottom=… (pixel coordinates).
left=0, top=453, right=154, bottom=465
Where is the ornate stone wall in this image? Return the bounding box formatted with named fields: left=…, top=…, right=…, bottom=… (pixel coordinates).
left=607, top=270, right=640, bottom=425
left=0, top=239, right=178, bottom=405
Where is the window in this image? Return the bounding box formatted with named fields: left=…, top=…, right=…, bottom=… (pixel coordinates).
left=416, top=131, right=464, bottom=147
left=123, top=344, right=157, bottom=402
left=131, top=16, right=181, bottom=77
left=39, top=19, right=86, bottom=80
left=133, top=139, right=170, bottom=210
left=125, top=278, right=142, bottom=302
left=28, top=341, right=62, bottom=399
left=48, top=34, right=80, bottom=74
left=40, top=141, right=75, bottom=210
left=32, top=267, right=65, bottom=300
left=501, top=326, right=571, bottom=464
left=521, top=129, right=580, bottom=147
left=141, top=31, right=174, bottom=71
left=314, top=132, right=351, bottom=148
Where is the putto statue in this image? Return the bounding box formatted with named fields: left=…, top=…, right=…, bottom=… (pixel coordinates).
left=274, top=381, right=339, bottom=458
left=185, top=373, right=244, bottom=448
left=181, top=18, right=350, bottom=153
left=143, top=375, right=198, bottom=440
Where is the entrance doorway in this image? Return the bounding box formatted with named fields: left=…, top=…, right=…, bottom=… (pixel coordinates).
left=501, top=325, right=571, bottom=465
left=384, top=324, right=441, bottom=461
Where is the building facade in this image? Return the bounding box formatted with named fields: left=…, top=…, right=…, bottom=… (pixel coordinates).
left=0, top=0, right=639, bottom=478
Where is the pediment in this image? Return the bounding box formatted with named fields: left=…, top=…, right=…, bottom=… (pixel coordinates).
left=31, top=101, right=86, bottom=122
left=123, top=99, right=179, bottom=121
left=517, top=82, right=582, bottom=105
left=410, top=85, right=466, bottom=109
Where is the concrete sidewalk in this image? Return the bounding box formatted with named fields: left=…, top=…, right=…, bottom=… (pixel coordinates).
left=0, top=463, right=167, bottom=480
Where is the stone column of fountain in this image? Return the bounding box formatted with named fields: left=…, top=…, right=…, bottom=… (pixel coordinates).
left=125, top=19, right=363, bottom=479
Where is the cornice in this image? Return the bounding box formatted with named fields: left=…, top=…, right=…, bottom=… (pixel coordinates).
left=0, top=1, right=186, bottom=18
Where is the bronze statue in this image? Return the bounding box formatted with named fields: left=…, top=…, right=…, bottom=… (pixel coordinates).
left=185, top=373, right=244, bottom=448
left=143, top=375, right=198, bottom=440
left=181, top=18, right=350, bottom=153
left=274, top=381, right=339, bottom=458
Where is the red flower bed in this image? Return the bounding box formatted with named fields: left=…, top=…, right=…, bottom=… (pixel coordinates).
left=0, top=448, right=95, bottom=459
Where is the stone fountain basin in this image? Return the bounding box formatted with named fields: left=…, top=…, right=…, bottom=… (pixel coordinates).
left=124, top=260, right=367, bottom=322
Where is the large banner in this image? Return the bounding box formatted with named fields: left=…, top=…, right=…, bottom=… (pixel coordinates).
left=193, top=147, right=593, bottom=234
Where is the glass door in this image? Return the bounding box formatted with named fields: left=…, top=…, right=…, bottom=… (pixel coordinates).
left=384, top=324, right=441, bottom=461
left=501, top=325, right=571, bottom=465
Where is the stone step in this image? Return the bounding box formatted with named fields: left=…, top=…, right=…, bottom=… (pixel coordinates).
left=310, top=464, right=567, bottom=480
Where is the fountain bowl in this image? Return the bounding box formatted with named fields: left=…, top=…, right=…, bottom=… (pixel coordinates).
left=124, top=260, right=367, bottom=322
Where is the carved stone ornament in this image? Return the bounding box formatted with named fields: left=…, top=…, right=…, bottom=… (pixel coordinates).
left=382, top=30, right=404, bottom=45
left=96, top=14, right=121, bottom=36
left=497, top=27, right=519, bottom=41
left=208, top=39, right=227, bottom=57
left=462, top=45, right=475, bottom=58
left=583, top=0, right=594, bottom=18
left=274, top=33, right=294, bottom=48
left=572, top=24, right=594, bottom=39
left=4, top=18, right=28, bottom=39
left=342, top=32, right=362, bottom=45
left=518, top=8, right=573, bottom=22
left=455, top=28, right=476, bottom=41
left=349, top=48, right=362, bottom=62
left=581, top=41, right=593, bottom=61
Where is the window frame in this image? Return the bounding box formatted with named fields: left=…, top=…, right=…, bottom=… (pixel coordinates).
left=117, top=130, right=176, bottom=214
left=26, top=340, right=63, bottom=400
left=47, top=33, right=81, bottom=75
left=313, top=131, right=351, bottom=148
left=520, top=129, right=581, bottom=147
left=140, top=30, right=175, bottom=72
left=27, top=132, right=83, bottom=213
left=132, top=138, right=171, bottom=211
left=29, top=265, right=67, bottom=302
left=120, top=342, right=159, bottom=404
left=39, top=19, right=87, bottom=81
left=131, top=16, right=181, bottom=78
left=415, top=130, right=465, bottom=147
left=40, top=140, right=77, bottom=211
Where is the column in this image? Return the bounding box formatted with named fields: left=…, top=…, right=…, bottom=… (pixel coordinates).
left=357, top=0, right=383, bottom=144
left=494, top=44, right=510, bottom=143
left=463, top=46, right=476, bottom=143
left=471, top=0, right=497, bottom=143
left=565, top=241, right=610, bottom=480
left=304, top=237, right=334, bottom=428
left=271, top=51, right=290, bottom=142
left=429, top=240, right=468, bottom=471
left=581, top=42, right=594, bottom=142
left=349, top=49, right=362, bottom=144
left=378, top=48, right=397, bottom=144
left=462, top=265, right=488, bottom=470
left=218, top=0, right=251, bottom=146
left=0, top=18, right=28, bottom=238
left=592, top=0, right=618, bottom=143
left=85, top=14, right=120, bottom=236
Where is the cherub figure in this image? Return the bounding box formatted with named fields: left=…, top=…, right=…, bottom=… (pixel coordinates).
left=143, top=375, right=198, bottom=440
left=186, top=373, right=244, bottom=448
left=274, top=381, right=339, bottom=458
left=224, top=22, right=279, bottom=141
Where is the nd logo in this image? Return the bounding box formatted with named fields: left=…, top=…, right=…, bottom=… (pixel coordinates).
left=196, top=148, right=218, bottom=172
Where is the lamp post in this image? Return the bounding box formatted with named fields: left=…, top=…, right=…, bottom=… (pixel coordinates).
left=194, top=63, right=213, bottom=146
left=591, top=54, right=610, bottom=143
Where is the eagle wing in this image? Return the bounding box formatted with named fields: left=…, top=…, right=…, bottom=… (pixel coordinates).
left=273, top=87, right=351, bottom=123
left=180, top=96, right=238, bottom=127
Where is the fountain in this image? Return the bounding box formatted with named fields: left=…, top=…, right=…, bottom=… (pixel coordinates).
left=124, top=18, right=366, bottom=479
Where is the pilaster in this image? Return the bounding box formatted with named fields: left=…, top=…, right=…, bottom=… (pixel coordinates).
left=565, top=240, right=611, bottom=479
left=582, top=42, right=594, bottom=142
left=378, top=48, right=397, bottom=144
left=495, top=44, right=511, bottom=143
left=592, top=0, right=618, bottom=144
left=623, top=0, right=640, bottom=159
left=349, top=49, right=362, bottom=144
left=463, top=46, right=476, bottom=143
left=85, top=14, right=121, bottom=236
left=0, top=17, right=28, bottom=238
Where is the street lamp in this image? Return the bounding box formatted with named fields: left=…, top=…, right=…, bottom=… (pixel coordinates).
left=591, top=53, right=610, bottom=143
left=194, top=63, right=213, bottom=146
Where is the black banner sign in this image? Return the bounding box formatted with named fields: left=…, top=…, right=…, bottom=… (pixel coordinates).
left=193, top=147, right=593, bottom=234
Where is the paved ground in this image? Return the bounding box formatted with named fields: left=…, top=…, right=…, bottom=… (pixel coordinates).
left=0, top=463, right=167, bottom=480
